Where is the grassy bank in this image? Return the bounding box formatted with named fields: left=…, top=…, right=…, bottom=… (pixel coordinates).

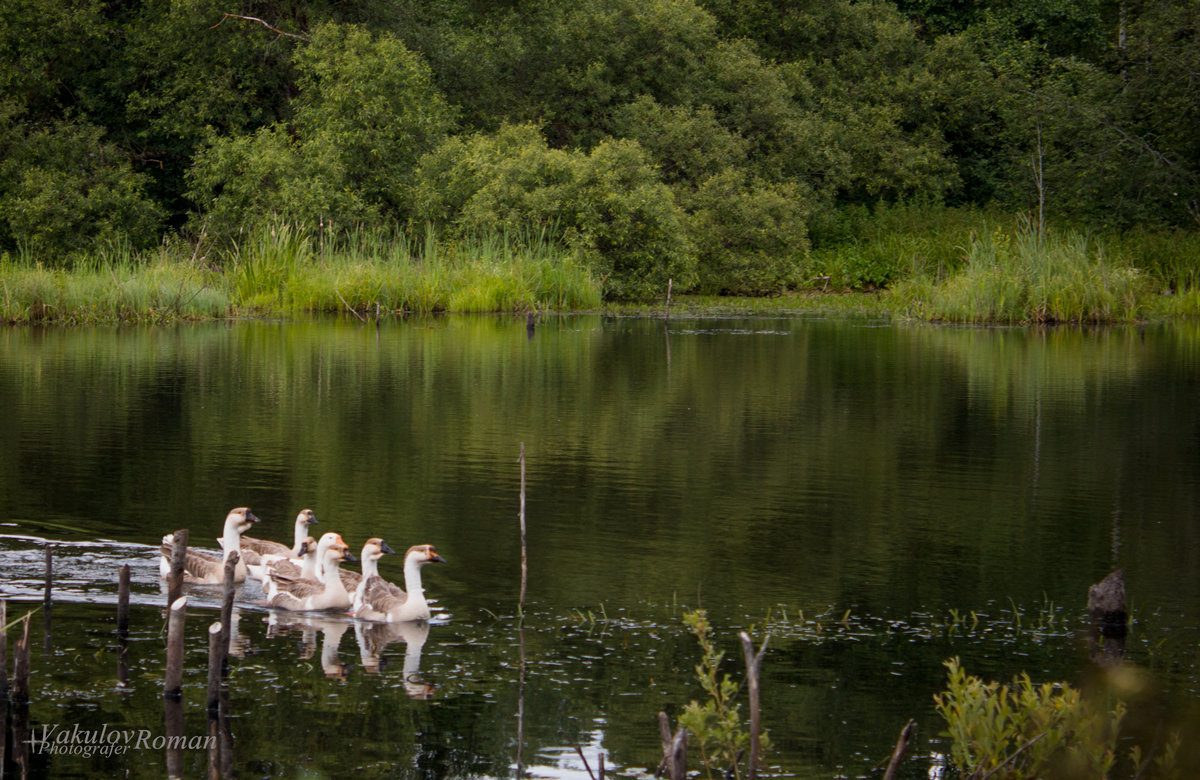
left=2, top=209, right=1199, bottom=324
left=0, top=225, right=601, bottom=323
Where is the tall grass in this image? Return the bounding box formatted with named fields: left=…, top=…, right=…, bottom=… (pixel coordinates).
left=1, top=245, right=226, bottom=323
left=1, top=222, right=600, bottom=322
left=891, top=223, right=1147, bottom=323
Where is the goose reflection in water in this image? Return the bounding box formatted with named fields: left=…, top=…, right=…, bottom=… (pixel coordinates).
left=266, top=611, right=353, bottom=679
left=355, top=620, right=435, bottom=700
left=264, top=610, right=436, bottom=695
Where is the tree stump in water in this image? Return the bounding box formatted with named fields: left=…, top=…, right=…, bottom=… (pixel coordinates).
left=1087, top=569, right=1127, bottom=665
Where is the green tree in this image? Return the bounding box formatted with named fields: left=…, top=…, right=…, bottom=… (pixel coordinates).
left=187, top=21, right=455, bottom=239
left=0, top=104, right=164, bottom=260
left=414, top=124, right=696, bottom=300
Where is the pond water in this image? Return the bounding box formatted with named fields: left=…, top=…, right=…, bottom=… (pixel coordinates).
left=0, top=315, right=1198, bottom=778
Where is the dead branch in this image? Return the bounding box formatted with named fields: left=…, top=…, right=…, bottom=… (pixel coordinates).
left=211, top=13, right=311, bottom=42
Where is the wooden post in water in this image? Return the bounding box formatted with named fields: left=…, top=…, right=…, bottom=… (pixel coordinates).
left=518, top=443, right=528, bottom=616
left=43, top=544, right=53, bottom=603
left=664, top=278, right=673, bottom=320
left=657, top=712, right=687, bottom=780
left=167, top=529, right=189, bottom=608
left=206, top=621, right=223, bottom=714
left=218, top=552, right=239, bottom=670
left=882, top=719, right=916, bottom=780
left=0, top=599, right=8, bottom=698
left=43, top=544, right=54, bottom=653
left=12, top=612, right=32, bottom=704
left=739, top=632, right=768, bottom=780
left=164, top=696, right=185, bottom=779
left=117, top=563, right=131, bottom=635
left=164, top=596, right=188, bottom=699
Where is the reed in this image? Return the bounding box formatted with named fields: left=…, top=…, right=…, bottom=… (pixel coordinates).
left=892, top=222, right=1147, bottom=323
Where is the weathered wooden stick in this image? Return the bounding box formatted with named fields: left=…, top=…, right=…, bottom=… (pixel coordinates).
left=117, top=563, right=131, bottom=634
left=0, top=599, right=8, bottom=697
left=164, top=596, right=188, bottom=699
left=167, top=529, right=190, bottom=608
left=206, top=621, right=224, bottom=714
left=882, top=719, right=916, bottom=780
left=739, top=631, right=769, bottom=780
left=164, top=696, right=185, bottom=779
left=664, top=278, right=674, bottom=320
left=518, top=443, right=528, bottom=615
left=657, top=712, right=687, bottom=780
left=12, top=612, right=32, bottom=704
left=117, top=634, right=130, bottom=689
left=218, top=552, right=239, bottom=670
left=43, top=544, right=53, bottom=603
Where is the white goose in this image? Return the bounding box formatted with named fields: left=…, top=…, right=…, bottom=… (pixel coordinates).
left=265, top=534, right=357, bottom=612
left=353, top=541, right=445, bottom=623
left=223, top=509, right=317, bottom=567
left=158, top=507, right=260, bottom=584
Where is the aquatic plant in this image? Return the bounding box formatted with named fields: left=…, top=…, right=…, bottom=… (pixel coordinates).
left=677, top=609, right=769, bottom=780
left=934, top=657, right=1128, bottom=779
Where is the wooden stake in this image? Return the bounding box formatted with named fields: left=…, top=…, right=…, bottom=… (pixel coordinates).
left=117, top=563, right=131, bottom=635
left=206, top=621, right=223, bottom=714
left=167, top=529, right=189, bottom=608
left=164, top=596, right=188, bottom=699
left=657, top=712, right=688, bottom=780
left=43, top=544, right=53, bottom=604
left=12, top=612, right=32, bottom=704
left=739, top=631, right=770, bottom=780
left=882, top=719, right=916, bottom=780
left=164, top=696, right=185, bottom=779
left=518, top=443, right=528, bottom=615
left=664, top=278, right=673, bottom=320
left=0, top=599, right=8, bottom=697
left=218, top=552, right=239, bottom=670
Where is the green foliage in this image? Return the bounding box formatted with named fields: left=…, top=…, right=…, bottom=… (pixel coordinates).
left=892, top=221, right=1147, bottom=323
left=686, top=170, right=809, bottom=294
left=2, top=0, right=1199, bottom=300
left=934, top=657, right=1122, bottom=779
left=415, top=124, right=695, bottom=300
left=0, top=106, right=163, bottom=262
left=678, top=609, right=769, bottom=780
left=187, top=21, right=454, bottom=239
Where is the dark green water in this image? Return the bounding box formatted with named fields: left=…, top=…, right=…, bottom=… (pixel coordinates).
left=1, top=315, right=1198, bottom=778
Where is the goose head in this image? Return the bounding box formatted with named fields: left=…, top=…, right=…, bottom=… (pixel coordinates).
left=296, top=509, right=318, bottom=528
left=322, top=536, right=356, bottom=570
left=228, top=507, right=261, bottom=534
left=361, top=537, right=397, bottom=563
left=405, top=544, right=445, bottom=567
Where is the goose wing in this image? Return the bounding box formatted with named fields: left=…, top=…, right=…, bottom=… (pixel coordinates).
left=182, top=549, right=222, bottom=581
left=361, top=574, right=408, bottom=614
left=240, top=536, right=290, bottom=558
left=268, top=574, right=327, bottom=602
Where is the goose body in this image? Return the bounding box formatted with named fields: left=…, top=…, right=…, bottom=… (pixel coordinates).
left=248, top=535, right=319, bottom=582
left=266, top=534, right=356, bottom=612
left=353, top=542, right=445, bottom=623
left=159, top=507, right=260, bottom=584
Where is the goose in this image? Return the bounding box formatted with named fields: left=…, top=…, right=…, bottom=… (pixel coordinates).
left=247, top=535, right=319, bottom=582
left=266, top=534, right=357, bottom=612
left=353, top=541, right=445, bottom=623
left=222, top=509, right=317, bottom=567
left=158, top=507, right=260, bottom=584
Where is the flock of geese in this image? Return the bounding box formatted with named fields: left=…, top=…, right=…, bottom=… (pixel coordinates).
left=157, top=507, right=445, bottom=623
